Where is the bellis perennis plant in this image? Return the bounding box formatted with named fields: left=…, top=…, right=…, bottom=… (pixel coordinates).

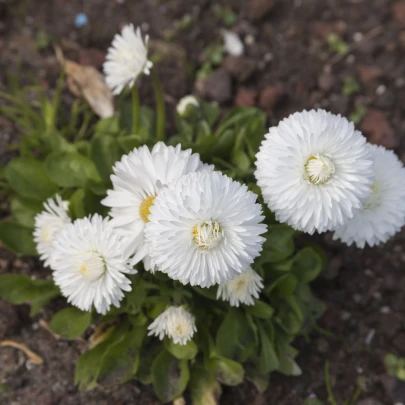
left=0, top=23, right=404, bottom=405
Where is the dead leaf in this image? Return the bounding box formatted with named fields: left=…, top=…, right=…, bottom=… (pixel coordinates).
left=88, top=324, right=116, bottom=348
left=55, top=45, right=114, bottom=119
left=1, top=340, right=43, bottom=365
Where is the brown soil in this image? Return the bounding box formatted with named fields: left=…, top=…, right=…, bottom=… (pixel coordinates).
left=1, top=0, right=405, bottom=404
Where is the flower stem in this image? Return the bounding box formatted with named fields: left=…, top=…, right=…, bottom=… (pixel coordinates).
left=151, top=71, right=165, bottom=141
left=132, top=85, right=140, bottom=134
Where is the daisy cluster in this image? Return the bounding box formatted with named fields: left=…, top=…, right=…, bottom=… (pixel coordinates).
left=31, top=24, right=405, bottom=350
left=35, top=142, right=267, bottom=344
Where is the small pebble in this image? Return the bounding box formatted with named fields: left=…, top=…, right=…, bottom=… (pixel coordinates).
left=346, top=54, right=355, bottom=64
left=263, top=52, right=273, bottom=62
left=341, top=311, right=351, bottom=321
left=364, top=268, right=374, bottom=277
left=395, top=77, right=405, bottom=87
left=245, top=34, right=255, bottom=46
left=376, top=85, right=387, bottom=95
left=365, top=328, right=375, bottom=346
left=380, top=306, right=391, bottom=314
left=353, top=32, right=363, bottom=42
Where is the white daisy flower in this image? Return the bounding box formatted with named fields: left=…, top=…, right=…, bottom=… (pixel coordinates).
left=217, top=267, right=263, bottom=307
left=50, top=214, right=135, bottom=315
left=101, top=142, right=213, bottom=272
left=148, top=306, right=196, bottom=345
left=176, top=95, right=199, bottom=117
left=333, top=145, right=405, bottom=248
left=103, top=24, right=153, bottom=95
left=255, top=109, right=374, bottom=234
left=33, top=195, right=70, bottom=267
left=144, top=171, right=267, bottom=287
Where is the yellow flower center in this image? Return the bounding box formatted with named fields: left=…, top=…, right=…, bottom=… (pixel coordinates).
left=305, top=153, right=335, bottom=184
left=363, top=184, right=379, bottom=209
left=174, top=323, right=187, bottom=335
left=192, top=221, right=223, bottom=250
left=139, top=195, right=156, bottom=223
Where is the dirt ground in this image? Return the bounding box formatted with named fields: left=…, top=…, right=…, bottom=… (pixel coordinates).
left=1, top=0, right=405, bottom=404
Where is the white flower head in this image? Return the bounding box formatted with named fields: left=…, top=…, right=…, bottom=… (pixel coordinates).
left=33, top=195, right=70, bottom=267
left=148, top=306, right=196, bottom=345
left=255, top=109, right=374, bottom=234
left=334, top=145, right=405, bottom=248
left=176, top=95, right=199, bottom=116
left=102, top=142, right=213, bottom=272
left=104, top=24, right=153, bottom=95
left=217, top=267, right=263, bottom=307
left=145, top=171, right=267, bottom=287
left=50, top=214, right=135, bottom=315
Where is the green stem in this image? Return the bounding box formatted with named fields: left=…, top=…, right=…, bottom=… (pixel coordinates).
left=151, top=71, right=165, bottom=141
left=324, top=361, right=338, bottom=405
left=132, top=85, right=140, bottom=134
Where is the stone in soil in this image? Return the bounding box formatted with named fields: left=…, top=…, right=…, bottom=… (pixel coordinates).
left=312, top=21, right=347, bottom=40
left=392, top=1, right=405, bottom=27
left=360, top=109, right=399, bottom=149
left=258, top=86, right=286, bottom=114
left=0, top=299, right=20, bottom=337
left=222, top=55, right=256, bottom=82
left=317, top=72, right=335, bottom=92
left=246, top=0, right=275, bottom=22
left=357, top=399, right=384, bottom=405
left=235, top=88, right=257, bottom=107
left=195, top=69, right=232, bottom=104
left=357, top=65, right=384, bottom=84
left=79, top=48, right=106, bottom=69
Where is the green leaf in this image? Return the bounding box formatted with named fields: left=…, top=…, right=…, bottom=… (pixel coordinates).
left=260, top=225, right=295, bottom=264
left=245, top=368, right=270, bottom=393
left=151, top=350, right=189, bottom=402
left=192, top=286, right=218, bottom=300
left=210, top=356, right=244, bottom=386
left=75, top=322, right=145, bottom=390
left=292, top=247, right=323, bottom=282
left=91, top=134, right=122, bottom=184
left=97, top=324, right=146, bottom=386
left=257, top=322, right=279, bottom=373
left=165, top=338, right=198, bottom=360
left=0, top=274, right=59, bottom=315
left=277, top=344, right=302, bottom=376
left=0, top=221, right=37, bottom=256
left=49, top=307, right=91, bottom=339
left=267, top=274, right=298, bottom=297
left=245, top=300, right=274, bottom=319
left=75, top=338, right=112, bottom=391
left=189, top=366, right=221, bottom=405
left=216, top=308, right=256, bottom=361
left=124, top=278, right=146, bottom=315
left=117, top=134, right=144, bottom=153
left=10, top=197, right=42, bottom=228
left=304, top=399, right=324, bottom=405
left=69, top=188, right=86, bottom=219
left=275, top=306, right=302, bottom=335
left=45, top=152, right=101, bottom=188
left=231, top=149, right=251, bottom=171
left=5, top=158, right=58, bottom=201
left=94, top=115, right=120, bottom=135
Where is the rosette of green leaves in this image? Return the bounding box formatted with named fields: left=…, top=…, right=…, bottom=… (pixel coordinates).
left=0, top=88, right=326, bottom=403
